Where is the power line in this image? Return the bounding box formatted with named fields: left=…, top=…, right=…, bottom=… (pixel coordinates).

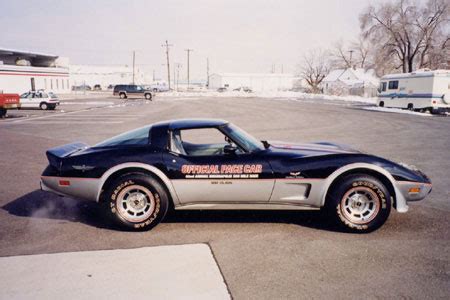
left=162, top=40, right=173, bottom=90
left=185, top=48, right=193, bottom=89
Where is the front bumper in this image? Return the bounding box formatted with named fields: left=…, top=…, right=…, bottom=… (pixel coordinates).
left=393, top=181, right=432, bottom=213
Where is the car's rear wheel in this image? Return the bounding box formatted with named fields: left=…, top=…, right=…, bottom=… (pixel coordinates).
left=326, top=174, right=391, bottom=233
left=39, top=102, right=48, bottom=110
left=145, top=93, right=152, bottom=100
left=103, top=173, right=169, bottom=231
left=119, top=93, right=127, bottom=99
left=379, top=101, right=384, bottom=107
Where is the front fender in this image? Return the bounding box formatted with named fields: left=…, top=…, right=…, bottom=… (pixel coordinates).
left=319, top=163, right=409, bottom=213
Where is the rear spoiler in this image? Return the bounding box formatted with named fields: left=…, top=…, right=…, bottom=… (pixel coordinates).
left=46, top=142, right=89, bottom=168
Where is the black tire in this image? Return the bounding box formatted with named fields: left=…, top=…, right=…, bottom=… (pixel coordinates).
left=103, top=173, right=169, bottom=231
left=39, top=102, right=48, bottom=110
left=326, top=174, right=391, bottom=233
left=407, top=103, right=414, bottom=110
left=144, top=93, right=152, bottom=100
left=379, top=101, right=384, bottom=107
left=119, top=93, right=127, bottom=99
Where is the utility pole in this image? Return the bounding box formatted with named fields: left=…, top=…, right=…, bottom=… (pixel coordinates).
left=349, top=50, right=354, bottom=68
left=132, top=50, right=136, bottom=85
left=174, top=63, right=182, bottom=91
left=185, top=48, right=193, bottom=89
left=206, top=57, right=210, bottom=88
left=162, top=40, right=173, bottom=90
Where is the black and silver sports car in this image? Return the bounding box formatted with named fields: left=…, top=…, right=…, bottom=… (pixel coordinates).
left=41, top=119, right=432, bottom=232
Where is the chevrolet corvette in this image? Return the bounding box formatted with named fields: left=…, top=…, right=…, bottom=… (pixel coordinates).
left=40, top=119, right=432, bottom=232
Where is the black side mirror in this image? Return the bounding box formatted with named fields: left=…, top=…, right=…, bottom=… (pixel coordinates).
left=224, top=144, right=238, bottom=155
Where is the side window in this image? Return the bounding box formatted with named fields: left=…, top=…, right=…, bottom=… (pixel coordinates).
left=381, top=82, right=387, bottom=92
left=388, top=80, right=398, bottom=90
left=170, top=128, right=237, bottom=156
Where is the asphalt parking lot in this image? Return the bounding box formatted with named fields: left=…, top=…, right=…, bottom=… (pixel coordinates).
left=0, top=96, right=449, bottom=299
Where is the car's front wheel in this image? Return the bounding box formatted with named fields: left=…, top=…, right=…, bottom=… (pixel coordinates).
left=145, top=93, right=152, bottom=100
left=326, top=174, right=391, bottom=233
left=104, top=173, right=169, bottom=230
left=119, top=93, right=127, bottom=99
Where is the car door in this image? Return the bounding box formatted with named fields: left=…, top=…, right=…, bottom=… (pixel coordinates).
left=163, top=127, right=274, bottom=204
left=20, top=92, right=36, bottom=108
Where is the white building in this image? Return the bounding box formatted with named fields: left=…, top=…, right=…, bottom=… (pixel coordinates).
left=0, top=48, right=70, bottom=94
left=208, top=73, right=299, bottom=91
left=322, top=68, right=379, bottom=97
left=70, top=65, right=154, bottom=89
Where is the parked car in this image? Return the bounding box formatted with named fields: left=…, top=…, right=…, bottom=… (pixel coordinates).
left=377, top=69, right=450, bottom=113
left=0, top=93, right=20, bottom=117
left=148, top=83, right=169, bottom=93
left=113, top=85, right=153, bottom=100
left=72, top=84, right=92, bottom=91
left=20, top=90, right=60, bottom=110
left=40, top=119, right=431, bottom=232
left=233, top=86, right=252, bottom=93
left=217, top=87, right=228, bottom=92
left=93, top=84, right=102, bottom=91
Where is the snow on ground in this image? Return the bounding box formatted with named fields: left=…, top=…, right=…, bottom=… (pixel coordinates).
left=157, top=90, right=377, bottom=104
left=362, top=106, right=433, bottom=117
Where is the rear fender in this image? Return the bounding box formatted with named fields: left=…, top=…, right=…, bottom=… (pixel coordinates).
left=97, top=162, right=180, bottom=204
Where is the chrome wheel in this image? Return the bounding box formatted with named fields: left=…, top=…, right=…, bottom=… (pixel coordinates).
left=116, top=185, right=156, bottom=223
left=340, top=187, right=380, bottom=224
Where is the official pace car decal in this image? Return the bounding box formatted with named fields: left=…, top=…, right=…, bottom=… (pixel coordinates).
left=181, top=164, right=263, bottom=179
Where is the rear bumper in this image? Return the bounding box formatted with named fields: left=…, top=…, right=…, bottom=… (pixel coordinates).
left=40, top=176, right=101, bottom=201
left=2, top=103, right=20, bottom=109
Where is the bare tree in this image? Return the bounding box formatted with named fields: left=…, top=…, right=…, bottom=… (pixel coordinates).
left=331, top=40, right=352, bottom=69
left=331, top=37, right=374, bottom=70
left=299, top=50, right=330, bottom=93
left=360, top=0, right=449, bottom=73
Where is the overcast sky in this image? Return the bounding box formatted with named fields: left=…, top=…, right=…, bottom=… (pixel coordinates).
left=1, top=0, right=397, bottom=80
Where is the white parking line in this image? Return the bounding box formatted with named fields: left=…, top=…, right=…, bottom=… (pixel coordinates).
left=0, top=244, right=230, bottom=300
left=3, top=107, right=104, bottom=124
left=21, top=121, right=125, bottom=124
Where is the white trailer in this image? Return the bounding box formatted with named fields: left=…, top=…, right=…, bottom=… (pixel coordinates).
left=377, top=70, right=450, bottom=113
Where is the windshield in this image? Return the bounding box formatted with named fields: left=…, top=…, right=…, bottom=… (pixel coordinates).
left=220, top=123, right=264, bottom=152
left=94, top=125, right=151, bottom=147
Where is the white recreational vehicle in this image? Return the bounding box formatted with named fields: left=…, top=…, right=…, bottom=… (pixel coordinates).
left=377, top=70, right=450, bottom=113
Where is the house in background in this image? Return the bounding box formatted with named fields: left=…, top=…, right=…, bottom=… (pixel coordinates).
left=322, top=68, right=379, bottom=97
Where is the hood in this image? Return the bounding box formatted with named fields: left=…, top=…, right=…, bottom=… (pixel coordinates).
left=268, top=141, right=360, bottom=157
